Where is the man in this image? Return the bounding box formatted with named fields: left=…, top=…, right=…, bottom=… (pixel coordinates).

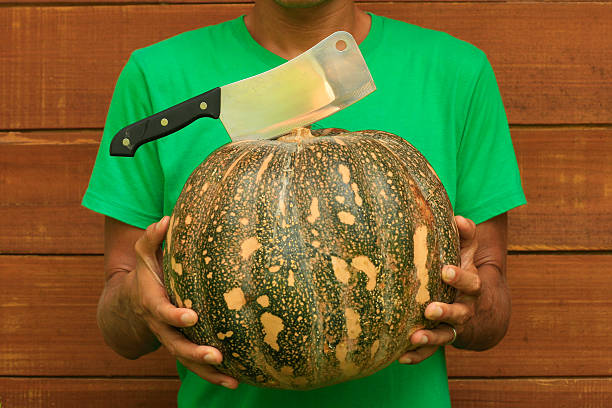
left=83, top=0, right=526, bottom=406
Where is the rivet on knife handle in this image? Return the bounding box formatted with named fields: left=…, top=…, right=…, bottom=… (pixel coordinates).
left=109, top=87, right=221, bottom=157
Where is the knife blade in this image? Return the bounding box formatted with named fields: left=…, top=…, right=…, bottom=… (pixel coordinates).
left=110, top=31, right=375, bottom=157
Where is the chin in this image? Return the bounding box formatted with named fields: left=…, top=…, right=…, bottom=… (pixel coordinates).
left=273, top=0, right=332, bottom=9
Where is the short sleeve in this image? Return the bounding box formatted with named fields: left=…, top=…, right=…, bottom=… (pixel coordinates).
left=454, top=55, right=526, bottom=224
left=82, top=52, right=165, bottom=229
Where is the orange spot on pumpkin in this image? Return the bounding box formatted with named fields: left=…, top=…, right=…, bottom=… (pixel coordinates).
left=338, top=211, right=356, bottom=225
left=260, top=312, right=284, bottom=351
left=414, top=225, right=431, bottom=304
left=257, top=295, right=270, bottom=307
left=240, top=237, right=261, bottom=260
left=224, top=287, right=246, bottom=311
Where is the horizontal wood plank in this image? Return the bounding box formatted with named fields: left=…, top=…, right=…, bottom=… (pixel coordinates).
left=3, top=0, right=245, bottom=3
left=446, top=253, right=612, bottom=377
left=1, top=254, right=610, bottom=377
left=0, top=255, right=178, bottom=377
left=449, top=378, right=612, bottom=408
left=368, top=2, right=612, bottom=126
left=2, top=127, right=609, bottom=254
left=0, top=378, right=179, bottom=408
left=1, top=3, right=610, bottom=129
left=0, top=131, right=103, bottom=254
left=0, top=377, right=610, bottom=408
left=508, top=127, right=612, bottom=250
left=5, top=0, right=602, bottom=4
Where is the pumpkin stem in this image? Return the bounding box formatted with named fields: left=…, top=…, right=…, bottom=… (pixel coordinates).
left=278, top=127, right=316, bottom=142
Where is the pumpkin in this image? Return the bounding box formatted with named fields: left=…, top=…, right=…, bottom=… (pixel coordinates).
left=162, top=127, right=459, bottom=390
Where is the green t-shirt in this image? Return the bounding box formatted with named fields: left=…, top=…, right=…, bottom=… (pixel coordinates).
left=83, top=13, right=525, bottom=408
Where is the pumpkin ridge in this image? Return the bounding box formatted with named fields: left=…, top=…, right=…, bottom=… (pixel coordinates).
left=166, top=147, right=228, bottom=349
left=330, top=137, right=375, bottom=380
left=374, top=135, right=441, bottom=308
left=242, top=146, right=276, bottom=381
left=291, top=137, right=364, bottom=384
left=209, top=144, right=284, bottom=379
left=197, top=144, right=248, bottom=372
left=362, top=134, right=441, bottom=343
left=376, top=135, right=458, bottom=303
left=253, top=144, right=309, bottom=385
left=289, top=143, right=325, bottom=387
left=296, top=140, right=347, bottom=386
left=340, top=135, right=387, bottom=368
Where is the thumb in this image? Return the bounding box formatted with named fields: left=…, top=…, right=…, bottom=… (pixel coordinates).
left=146, top=216, right=171, bottom=248
left=455, top=215, right=476, bottom=244
left=135, top=216, right=171, bottom=285
left=454, top=215, right=478, bottom=268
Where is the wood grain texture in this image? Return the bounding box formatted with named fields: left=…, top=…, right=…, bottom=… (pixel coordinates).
left=449, top=378, right=612, bottom=408
left=0, top=131, right=103, bottom=254
left=0, top=255, right=177, bottom=377
left=0, top=377, right=609, bottom=408
left=2, top=127, right=609, bottom=254
left=509, top=127, right=612, bottom=250
left=2, top=0, right=599, bottom=4
left=2, top=3, right=610, bottom=129
left=0, top=378, right=180, bottom=408
left=5, top=0, right=598, bottom=3
left=366, top=2, right=612, bottom=125
left=1, top=5, right=246, bottom=130
left=446, top=253, right=612, bottom=377
left=1, top=254, right=610, bottom=377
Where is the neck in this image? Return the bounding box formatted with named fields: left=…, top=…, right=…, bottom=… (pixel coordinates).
left=244, top=0, right=371, bottom=60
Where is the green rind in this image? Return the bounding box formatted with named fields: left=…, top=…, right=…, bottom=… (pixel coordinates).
left=163, top=130, right=459, bottom=390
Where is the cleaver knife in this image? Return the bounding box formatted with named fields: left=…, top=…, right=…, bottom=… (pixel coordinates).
left=110, top=31, right=375, bottom=157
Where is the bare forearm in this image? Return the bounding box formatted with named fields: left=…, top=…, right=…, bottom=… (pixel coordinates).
left=454, top=264, right=511, bottom=351
left=97, top=271, right=161, bottom=359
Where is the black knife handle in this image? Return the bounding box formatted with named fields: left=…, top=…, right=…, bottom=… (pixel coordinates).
left=109, top=87, right=221, bottom=157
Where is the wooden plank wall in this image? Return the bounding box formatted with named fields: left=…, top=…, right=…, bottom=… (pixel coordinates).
left=1, top=1, right=610, bottom=406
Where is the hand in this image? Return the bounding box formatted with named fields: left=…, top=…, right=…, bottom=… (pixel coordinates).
left=129, top=217, right=239, bottom=389
left=398, top=216, right=482, bottom=365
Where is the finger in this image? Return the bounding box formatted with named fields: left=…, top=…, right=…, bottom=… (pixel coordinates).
left=152, top=299, right=199, bottom=328
left=398, top=345, right=438, bottom=365
left=415, top=324, right=455, bottom=346
left=441, top=265, right=482, bottom=295
left=424, top=301, right=473, bottom=326
left=136, top=272, right=198, bottom=329
left=410, top=325, right=459, bottom=349
left=151, top=320, right=222, bottom=366
left=179, top=358, right=240, bottom=389
left=151, top=323, right=239, bottom=389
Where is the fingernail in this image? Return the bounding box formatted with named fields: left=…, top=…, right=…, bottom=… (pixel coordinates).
left=419, top=336, right=429, bottom=345
left=220, top=381, right=232, bottom=389
left=181, top=313, right=196, bottom=325
left=443, top=267, right=455, bottom=282
left=428, top=305, right=443, bottom=319
left=204, top=353, right=218, bottom=365
left=400, top=357, right=412, bottom=364
left=156, top=216, right=169, bottom=231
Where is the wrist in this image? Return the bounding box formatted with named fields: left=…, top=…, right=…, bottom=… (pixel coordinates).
left=98, top=270, right=161, bottom=359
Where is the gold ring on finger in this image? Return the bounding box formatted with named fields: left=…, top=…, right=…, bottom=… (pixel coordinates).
left=447, top=326, right=457, bottom=345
